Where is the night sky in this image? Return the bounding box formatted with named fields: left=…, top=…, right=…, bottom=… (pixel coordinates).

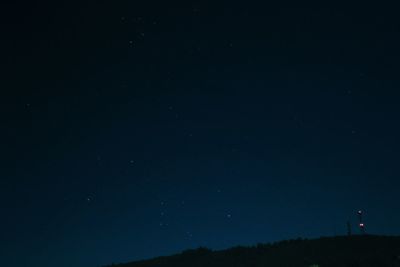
left=2, top=2, right=400, bottom=267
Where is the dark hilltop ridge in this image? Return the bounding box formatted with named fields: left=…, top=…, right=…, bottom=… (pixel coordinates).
left=105, top=235, right=400, bottom=267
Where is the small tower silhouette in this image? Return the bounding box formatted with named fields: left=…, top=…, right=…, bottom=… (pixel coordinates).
left=357, top=210, right=366, bottom=235
left=347, top=220, right=352, bottom=236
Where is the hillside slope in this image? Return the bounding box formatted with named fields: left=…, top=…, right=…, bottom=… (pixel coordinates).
left=105, top=235, right=400, bottom=267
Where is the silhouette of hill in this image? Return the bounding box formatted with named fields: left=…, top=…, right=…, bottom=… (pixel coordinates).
left=105, top=235, right=400, bottom=267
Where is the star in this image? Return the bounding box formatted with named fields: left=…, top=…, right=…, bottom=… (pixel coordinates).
left=186, top=231, right=193, bottom=238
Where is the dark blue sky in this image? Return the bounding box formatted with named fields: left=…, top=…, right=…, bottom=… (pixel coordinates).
left=2, top=2, right=400, bottom=267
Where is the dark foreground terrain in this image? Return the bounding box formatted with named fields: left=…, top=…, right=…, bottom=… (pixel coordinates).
left=105, top=235, right=400, bottom=267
